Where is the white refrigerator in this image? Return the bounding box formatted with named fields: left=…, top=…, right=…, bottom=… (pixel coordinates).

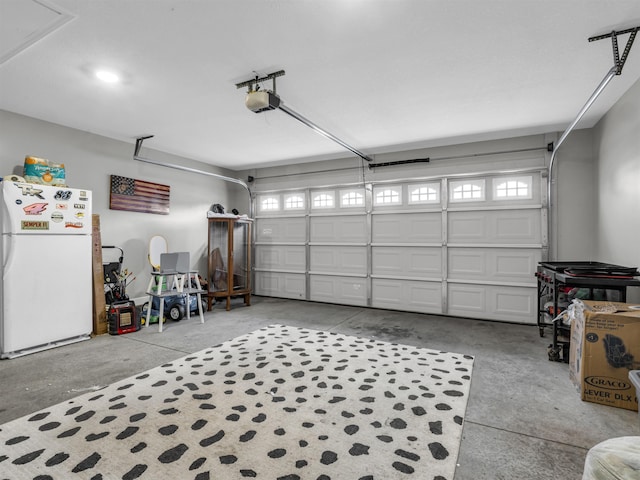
left=0, top=180, right=93, bottom=359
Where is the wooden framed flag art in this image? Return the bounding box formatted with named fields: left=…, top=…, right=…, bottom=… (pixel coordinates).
left=109, top=175, right=170, bottom=215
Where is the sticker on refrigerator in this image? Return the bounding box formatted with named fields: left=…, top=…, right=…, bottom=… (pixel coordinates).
left=75, top=212, right=85, bottom=219
left=51, top=212, right=64, bottom=223
left=21, top=220, right=49, bottom=230
left=54, top=190, right=72, bottom=201
left=65, top=222, right=84, bottom=229
left=56, top=203, right=68, bottom=210
left=23, top=203, right=48, bottom=215
left=79, top=191, right=89, bottom=201
left=14, top=184, right=44, bottom=199
left=74, top=203, right=85, bottom=209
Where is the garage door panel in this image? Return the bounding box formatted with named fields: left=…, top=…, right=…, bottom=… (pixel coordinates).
left=255, top=245, right=306, bottom=271
left=448, top=283, right=536, bottom=323
left=448, top=247, right=540, bottom=283
left=310, top=246, right=367, bottom=275
left=310, top=216, right=367, bottom=243
left=372, top=246, right=442, bottom=278
left=256, top=218, right=306, bottom=243
left=447, top=216, right=486, bottom=242
left=495, top=289, right=535, bottom=319
left=372, top=213, right=441, bottom=243
left=496, top=215, right=534, bottom=239
left=255, top=272, right=305, bottom=299
left=448, top=210, right=541, bottom=244
left=448, top=284, right=486, bottom=313
left=310, top=275, right=367, bottom=306
left=495, top=251, right=541, bottom=279
left=372, top=279, right=442, bottom=313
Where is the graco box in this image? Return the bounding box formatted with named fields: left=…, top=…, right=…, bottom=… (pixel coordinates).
left=569, top=301, right=640, bottom=411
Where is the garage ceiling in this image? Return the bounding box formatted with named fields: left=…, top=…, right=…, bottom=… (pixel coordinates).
left=1, top=0, right=639, bottom=171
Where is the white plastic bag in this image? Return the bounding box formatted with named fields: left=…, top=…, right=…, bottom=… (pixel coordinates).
left=582, top=436, right=640, bottom=480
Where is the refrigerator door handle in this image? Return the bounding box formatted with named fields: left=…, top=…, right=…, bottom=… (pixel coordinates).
left=3, top=234, right=15, bottom=273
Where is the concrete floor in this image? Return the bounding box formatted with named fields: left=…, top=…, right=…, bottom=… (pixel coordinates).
left=1, top=296, right=638, bottom=479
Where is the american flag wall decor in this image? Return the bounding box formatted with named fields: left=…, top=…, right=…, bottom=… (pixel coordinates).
left=109, top=175, right=170, bottom=215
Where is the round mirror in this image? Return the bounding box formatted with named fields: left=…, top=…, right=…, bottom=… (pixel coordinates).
left=148, top=235, right=168, bottom=271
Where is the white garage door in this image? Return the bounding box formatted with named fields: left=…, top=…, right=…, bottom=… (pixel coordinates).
left=253, top=170, right=545, bottom=324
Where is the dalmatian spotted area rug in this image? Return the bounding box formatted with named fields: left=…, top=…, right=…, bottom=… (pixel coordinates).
left=0, top=324, right=474, bottom=480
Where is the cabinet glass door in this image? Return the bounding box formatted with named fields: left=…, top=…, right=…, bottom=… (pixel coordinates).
left=209, top=220, right=229, bottom=292
left=233, top=221, right=250, bottom=291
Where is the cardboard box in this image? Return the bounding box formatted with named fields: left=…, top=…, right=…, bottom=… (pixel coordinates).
left=91, top=214, right=108, bottom=335
left=569, top=300, right=640, bottom=411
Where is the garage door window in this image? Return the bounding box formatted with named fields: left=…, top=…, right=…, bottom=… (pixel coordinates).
left=409, top=183, right=440, bottom=204
left=340, top=189, right=365, bottom=208
left=373, top=186, right=402, bottom=206
left=450, top=179, right=485, bottom=202
left=312, top=191, right=335, bottom=209
left=494, top=176, right=532, bottom=200
left=284, top=193, right=305, bottom=210
left=259, top=195, right=280, bottom=211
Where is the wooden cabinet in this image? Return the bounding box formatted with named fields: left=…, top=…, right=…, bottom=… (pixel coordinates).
left=207, top=216, right=252, bottom=311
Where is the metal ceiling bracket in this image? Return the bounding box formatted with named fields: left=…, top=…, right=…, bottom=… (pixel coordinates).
left=134, top=135, right=155, bottom=157
left=235, top=70, right=285, bottom=93
left=588, top=26, right=639, bottom=75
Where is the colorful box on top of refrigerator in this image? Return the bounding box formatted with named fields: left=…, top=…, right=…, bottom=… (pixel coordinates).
left=0, top=180, right=92, bottom=358
left=23, top=156, right=66, bottom=186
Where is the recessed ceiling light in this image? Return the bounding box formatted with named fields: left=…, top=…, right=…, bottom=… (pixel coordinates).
left=95, top=70, right=120, bottom=83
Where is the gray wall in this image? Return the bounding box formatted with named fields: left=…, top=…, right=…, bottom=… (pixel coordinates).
left=0, top=110, right=250, bottom=300
left=593, top=77, right=640, bottom=301
left=552, top=128, right=597, bottom=260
